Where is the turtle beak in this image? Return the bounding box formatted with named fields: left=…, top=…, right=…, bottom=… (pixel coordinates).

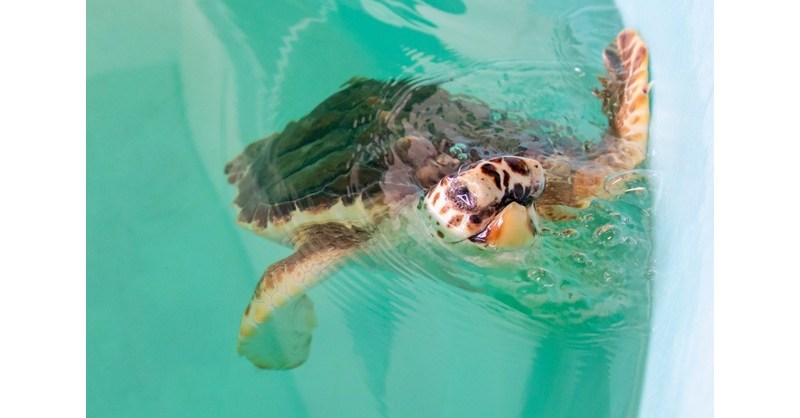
left=479, top=202, right=536, bottom=248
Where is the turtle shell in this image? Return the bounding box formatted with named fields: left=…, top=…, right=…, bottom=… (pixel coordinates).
left=225, top=78, right=587, bottom=242
left=225, top=78, right=444, bottom=241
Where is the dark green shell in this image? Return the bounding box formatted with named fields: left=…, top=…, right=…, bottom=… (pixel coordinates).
left=226, top=79, right=436, bottom=226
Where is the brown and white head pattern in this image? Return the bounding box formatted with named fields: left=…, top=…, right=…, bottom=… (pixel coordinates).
left=424, top=156, right=546, bottom=248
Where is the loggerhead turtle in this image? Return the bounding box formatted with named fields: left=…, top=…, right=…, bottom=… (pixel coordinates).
left=225, top=29, right=650, bottom=369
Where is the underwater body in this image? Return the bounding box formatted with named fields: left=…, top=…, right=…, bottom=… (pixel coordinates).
left=88, top=0, right=655, bottom=417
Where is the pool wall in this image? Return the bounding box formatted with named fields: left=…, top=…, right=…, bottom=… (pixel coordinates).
left=614, top=0, right=714, bottom=417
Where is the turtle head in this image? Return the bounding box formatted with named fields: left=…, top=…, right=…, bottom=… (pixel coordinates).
left=424, top=156, right=546, bottom=248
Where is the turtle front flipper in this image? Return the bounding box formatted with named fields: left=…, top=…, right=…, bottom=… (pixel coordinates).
left=573, top=28, right=651, bottom=202
left=237, top=223, right=369, bottom=369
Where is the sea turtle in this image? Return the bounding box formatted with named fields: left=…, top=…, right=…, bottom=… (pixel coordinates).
left=225, top=29, right=650, bottom=369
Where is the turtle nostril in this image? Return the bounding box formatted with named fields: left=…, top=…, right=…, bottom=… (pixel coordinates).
left=512, top=184, right=525, bottom=200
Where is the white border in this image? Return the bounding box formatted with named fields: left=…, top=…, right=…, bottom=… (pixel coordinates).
left=716, top=1, right=799, bottom=417
left=1, top=2, right=86, bottom=416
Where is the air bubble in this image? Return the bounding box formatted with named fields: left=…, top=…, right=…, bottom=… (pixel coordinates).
left=572, top=253, right=590, bottom=265
left=594, top=224, right=619, bottom=244
left=561, top=229, right=577, bottom=238
left=602, top=271, right=618, bottom=284
left=527, top=268, right=556, bottom=288
left=621, top=236, right=639, bottom=247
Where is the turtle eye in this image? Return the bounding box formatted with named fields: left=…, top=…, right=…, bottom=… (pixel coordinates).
left=450, top=185, right=475, bottom=209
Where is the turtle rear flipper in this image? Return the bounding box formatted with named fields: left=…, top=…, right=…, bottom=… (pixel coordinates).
left=237, top=224, right=369, bottom=369
left=237, top=294, right=317, bottom=369
left=573, top=28, right=651, bottom=202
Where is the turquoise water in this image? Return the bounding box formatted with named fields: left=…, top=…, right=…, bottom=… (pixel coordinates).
left=87, top=1, right=653, bottom=417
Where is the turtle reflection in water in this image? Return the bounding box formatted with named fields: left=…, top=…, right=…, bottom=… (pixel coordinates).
left=225, top=29, right=650, bottom=369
